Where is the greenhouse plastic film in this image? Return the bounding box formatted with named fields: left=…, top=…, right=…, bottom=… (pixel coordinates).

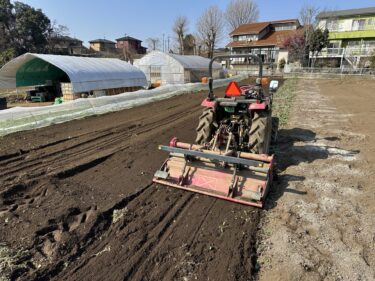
left=0, top=75, right=247, bottom=137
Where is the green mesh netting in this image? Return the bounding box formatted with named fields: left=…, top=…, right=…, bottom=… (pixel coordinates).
left=16, top=58, right=69, bottom=87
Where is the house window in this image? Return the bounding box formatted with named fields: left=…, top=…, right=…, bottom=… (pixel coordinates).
left=274, top=25, right=296, bottom=31
left=237, top=34, right=257, bottom=41
left=328, top=42, right=340, bottom=48
left=352, top=19, right=366, bottom=31
left=326, top=20, right=339, bottom=32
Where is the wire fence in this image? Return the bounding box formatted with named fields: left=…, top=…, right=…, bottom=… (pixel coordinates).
left=229, top=68, right=284, bottom=77
left=231, top=65, right=375, bottom=77
left=285, top=67, right=375, bottom=75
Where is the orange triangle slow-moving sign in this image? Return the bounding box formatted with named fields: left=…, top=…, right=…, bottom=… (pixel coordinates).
left=225, top=81, right=242, bottom=96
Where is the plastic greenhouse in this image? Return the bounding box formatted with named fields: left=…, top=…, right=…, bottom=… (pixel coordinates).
left=134, top=51, right=223, bottom=85
left=0, top=53, right=147, bottom=94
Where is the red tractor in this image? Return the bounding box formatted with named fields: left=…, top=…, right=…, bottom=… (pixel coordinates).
left=154, top=54, right=279, bottom=208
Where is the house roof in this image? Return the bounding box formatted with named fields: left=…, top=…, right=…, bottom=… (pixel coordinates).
left=116, top=36, right=142, bottom=42
left=317, top=7, right=375, bottom=19
left=271, top=19, right=300, bottom=24
left=226, top=29, right=303, bottom=49
left=230, top=22, right=270, bottom=36
left=89, top=39, right=116, bottom=44
left=229, top=19, right=300, bottom=36
left=0, top=53, right=147, bottom=92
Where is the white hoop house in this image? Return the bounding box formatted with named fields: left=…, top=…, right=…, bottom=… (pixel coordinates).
left=134, top=51, right=223, bottom=85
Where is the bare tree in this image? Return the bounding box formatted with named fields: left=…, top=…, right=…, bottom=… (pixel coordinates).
left=193, top=32, right=206, bottom=56
left=146, top=37, right=160, bottom=51
left=51, top=21, right=70, bottom=37
left=299, top=4, right=321, bottom=66
left=120, top=44, right=137, bottom=64
left=183, top=34, right=196, bottom=55
left=173, top=16, right=188, bottom=55
left=225, top=0, right=259, bottom=31
left=47, top=21, right=70, bottom=53
left=196, top=5, right=225, bottom=59
left=299, top=4, right=320, bottom=27
left=299, top=4, right=320, bottom=44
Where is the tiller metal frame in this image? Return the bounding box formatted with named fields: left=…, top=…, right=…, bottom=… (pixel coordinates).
left=154, top=138, right=273, bottom=208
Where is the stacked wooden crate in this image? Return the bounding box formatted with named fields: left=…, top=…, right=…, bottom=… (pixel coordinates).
left=61, top=83, right=80, bottom=101
left=93, top=90, right=106, bottom=97
left=105, top=87, right=142, bottom=96
left=60, top=84, right=142, bottom=100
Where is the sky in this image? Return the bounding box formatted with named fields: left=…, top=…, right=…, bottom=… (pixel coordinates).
left=19, top=0, right=375, bottom=48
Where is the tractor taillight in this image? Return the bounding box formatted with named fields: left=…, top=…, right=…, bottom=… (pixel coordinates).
left=261, top=77, right=269, bottom=85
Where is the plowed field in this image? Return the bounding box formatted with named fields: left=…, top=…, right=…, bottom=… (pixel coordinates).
left=0, top=82, right=260, bottom=281
left=2, top=78, right=374, bottom=281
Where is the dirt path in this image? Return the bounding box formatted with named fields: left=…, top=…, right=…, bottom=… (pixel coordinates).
left=0, top=82, right=260, bottom=281
left=258, top=79, right=375, bottom=281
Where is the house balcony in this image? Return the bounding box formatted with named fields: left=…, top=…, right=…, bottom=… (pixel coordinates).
left=315, top=47, right=375, bottom=58
left=329, top=30, right=375, bottom=40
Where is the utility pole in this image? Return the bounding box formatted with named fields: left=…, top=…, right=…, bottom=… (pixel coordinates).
left=167, top=36, right=170, bottom=53
left=123, top=33, right=128, bottom=61
left=162, top=33, right=165, bottom=52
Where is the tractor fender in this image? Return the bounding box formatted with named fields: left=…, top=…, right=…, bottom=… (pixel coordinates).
left=201, top=98, right=216, bottom=108
left=249, top=102, right=267, bottom=110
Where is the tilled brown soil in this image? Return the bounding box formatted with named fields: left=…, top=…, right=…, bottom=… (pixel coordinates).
left=0, top=82, right=260, bottom=281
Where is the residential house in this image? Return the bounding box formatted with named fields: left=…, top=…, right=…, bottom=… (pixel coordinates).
left=316, top=7, right=375, bottom=68
left=89, top=39, right=117, bottom=53
left=226, top=19, right=303, bottom=70
left=49, top=36, right=86, bottom=55
left=116, top=36, right=147, bottom=55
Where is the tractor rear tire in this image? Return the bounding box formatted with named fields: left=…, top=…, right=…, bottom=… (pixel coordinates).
left=271, top=117, right=279, bottom=145
left=195, top=108, right=216, bottom=144
left=249, top=111, right=272, bottom=154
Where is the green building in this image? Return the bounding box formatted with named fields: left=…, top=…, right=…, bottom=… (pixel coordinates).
left=316, top=7, right=375, bottom=68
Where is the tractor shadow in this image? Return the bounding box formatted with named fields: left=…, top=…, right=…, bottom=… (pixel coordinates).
left=264, top=127, right=359, bottom=210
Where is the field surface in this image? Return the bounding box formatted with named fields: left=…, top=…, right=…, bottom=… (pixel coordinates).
left=0, top=82, right=260, bottom=281
left=1, top=78, right=374, bottom=281
left=258, top=78, right=375, bottom=281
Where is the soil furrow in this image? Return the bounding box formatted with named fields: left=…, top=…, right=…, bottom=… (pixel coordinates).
left=122, top=192, right=195, bottom=281
left=30, top=183, right=154, bottom=280
left=0, top=106, right=200, bottom=185
left=0, top=81, right=264, bottom=281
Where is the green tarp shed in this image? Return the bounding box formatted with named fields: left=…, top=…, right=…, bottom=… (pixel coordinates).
left=16, top=58, right=69, bottom=87
left=0, top=53, right=147, bottom=92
